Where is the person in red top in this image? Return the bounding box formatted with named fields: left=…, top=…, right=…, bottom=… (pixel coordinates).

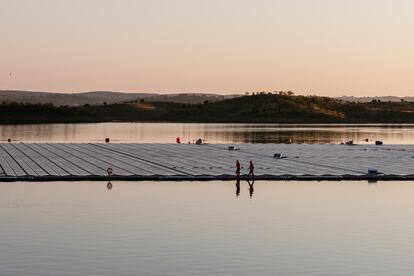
left=248, top=160, right=254, bottom=178
left=236, top=160, right=241, bottom=178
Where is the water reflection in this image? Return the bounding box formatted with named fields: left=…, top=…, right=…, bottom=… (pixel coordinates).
left=234, top=180, right=256, bottom=198
left=248, top=180, right=255, bottom=199
left=4, top=181, right=414, bottom=275
left=107, top=182, right=113, bottom=190
left=235, top=179, right=240, bottom=197
left=368, top=179, right=378, bottom=185
left=0, top=123, right=414, bottom=144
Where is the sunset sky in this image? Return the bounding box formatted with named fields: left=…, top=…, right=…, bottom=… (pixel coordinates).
left=1, top=0, right=414, bottom=96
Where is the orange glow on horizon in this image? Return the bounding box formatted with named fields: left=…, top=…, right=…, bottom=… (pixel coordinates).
left=1, top=0, right=414, bottom=97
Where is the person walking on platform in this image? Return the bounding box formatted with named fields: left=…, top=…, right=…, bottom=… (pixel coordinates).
left=236, top=160, right=241, bottom=178
left=248, top=160, right=254, bottom=179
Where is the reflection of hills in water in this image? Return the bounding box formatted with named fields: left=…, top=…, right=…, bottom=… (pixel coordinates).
left=199, top=125, right=414, bottom=144
left=0, top=123, right=414, bottom=144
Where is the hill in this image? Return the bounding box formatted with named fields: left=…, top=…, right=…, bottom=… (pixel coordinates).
left=0, top=90, right=238, bottom=106
left=1, top=93, right=414, bottom=124
left=0, top=90, right=154, bottom=106
left=144, top=93, right=238, bottom=104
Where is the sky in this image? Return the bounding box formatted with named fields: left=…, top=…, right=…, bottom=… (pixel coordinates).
left=1, top=0, right=414, bottom=96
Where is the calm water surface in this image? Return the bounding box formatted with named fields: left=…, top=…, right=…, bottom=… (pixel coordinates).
left=2, top=181, right=414, bottom=275
left=2, top=123, right=414, bottom=275
left=1, top=123, right=414, bottom=144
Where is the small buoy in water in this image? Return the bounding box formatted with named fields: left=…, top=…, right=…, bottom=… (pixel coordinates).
left=107, top=167, right=113, bottom=176
left=375, top=141, right=383, bottom=145
left=107, top=182, right=113, bottom=190
left=365, top=138, right=369, bottom=142
left=105, top=138, right=110, bottom=143
left=7, top=138, right=11, bottom=143
left=176, top=137, right=181, bottom=144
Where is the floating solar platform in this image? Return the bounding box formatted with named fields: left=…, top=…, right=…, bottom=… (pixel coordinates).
left=0, top=143, right=413, bottom=181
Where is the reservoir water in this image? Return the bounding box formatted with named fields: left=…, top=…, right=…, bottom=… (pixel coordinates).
left=2, top=123, right=414, bottom=275
left=0, top=123, right=414, bottom=144
left=2, top=181, right=414, bottom=275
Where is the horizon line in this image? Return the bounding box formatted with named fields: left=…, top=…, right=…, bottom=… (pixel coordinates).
left=0, top=89, right=412, bottom=98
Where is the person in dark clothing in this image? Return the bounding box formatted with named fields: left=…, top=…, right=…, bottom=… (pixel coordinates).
left=236, top=160, right=241, bottom=178
left=248, top=160, right=254, bottom=178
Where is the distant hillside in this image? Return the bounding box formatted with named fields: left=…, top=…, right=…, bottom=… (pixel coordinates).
left=144, top=93, right=238, bottom=104
left=338, top=96, right=414, bottom=103
left=1, top=93, right=414, bottom=124
left=77, top=91, right=157, bottom=104
left=0, top=90, right=238, bottom=106
left=0, top=90, right=155, bottom=106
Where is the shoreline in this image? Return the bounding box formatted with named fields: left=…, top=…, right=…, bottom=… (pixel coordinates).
left=2, top=120, right=414, bottom=125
